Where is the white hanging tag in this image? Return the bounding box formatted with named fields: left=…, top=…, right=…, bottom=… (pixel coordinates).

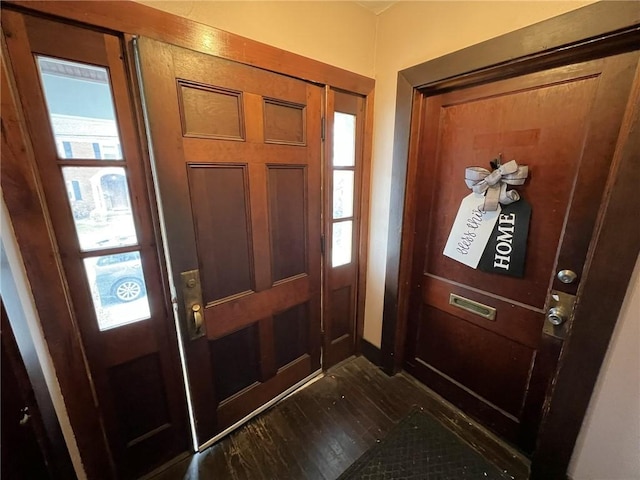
left=443, top=193, right=501, bottom=268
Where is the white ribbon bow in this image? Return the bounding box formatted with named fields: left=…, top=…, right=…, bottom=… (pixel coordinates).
left=465, top=159, right=529, bottom=211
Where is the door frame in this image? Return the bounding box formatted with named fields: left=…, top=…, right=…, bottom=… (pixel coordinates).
left=1, top=2, right=374, bottom=477
left=382, top=3, right=639, bottom=479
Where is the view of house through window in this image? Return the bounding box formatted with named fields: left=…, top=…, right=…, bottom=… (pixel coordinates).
left=37, top=56, right=123, bottom=160
left=61, top=166, right=137, bottom=251
left=37, top=56, right=150, bottom=330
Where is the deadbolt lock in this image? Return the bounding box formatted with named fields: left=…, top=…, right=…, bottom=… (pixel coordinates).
left=557, top=269, right=578, bottom=284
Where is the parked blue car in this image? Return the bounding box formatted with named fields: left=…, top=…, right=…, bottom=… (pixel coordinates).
left=95, top=252, right=146, bottom=303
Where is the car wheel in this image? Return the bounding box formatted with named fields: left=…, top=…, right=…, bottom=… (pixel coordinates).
left=113, top=278, right=143, bottom=303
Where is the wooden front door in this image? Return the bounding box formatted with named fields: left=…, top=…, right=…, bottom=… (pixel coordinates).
left=404, top=51, right=639, bottom=452
left=137, top=37, right=323, bottom=444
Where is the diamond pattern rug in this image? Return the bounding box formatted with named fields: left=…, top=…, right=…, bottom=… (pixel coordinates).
left=337, top=410, right=509, bottom=480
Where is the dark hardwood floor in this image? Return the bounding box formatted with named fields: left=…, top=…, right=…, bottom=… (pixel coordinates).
left=151, top=356, right=529, bottom=480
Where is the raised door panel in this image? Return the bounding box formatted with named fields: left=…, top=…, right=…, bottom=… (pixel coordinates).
left=268, top=166, right=308, bottom=283
left=188, top=165, right=254, bottom=302
left=263, top=99, right=306, bottom=145
left=178, top=82, right=245, bottom=140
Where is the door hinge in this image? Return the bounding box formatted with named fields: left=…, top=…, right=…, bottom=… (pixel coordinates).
left=321, top=116, right=326, bottom=141
left=320, top=234, right=325, bottom=255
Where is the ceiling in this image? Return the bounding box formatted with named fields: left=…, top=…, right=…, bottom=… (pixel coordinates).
left=356, top=1, right=396, bottom=15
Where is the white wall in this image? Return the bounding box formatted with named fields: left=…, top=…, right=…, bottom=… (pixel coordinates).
left=137, top=1, right=378, bottom=77
left=568, top=256, right=640, bottom=480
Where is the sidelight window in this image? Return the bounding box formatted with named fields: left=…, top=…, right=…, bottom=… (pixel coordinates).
left=36, top=56, right=150, bottom=330
left=333, top=112, right=356, bottom=167
left=332, top=220, right=353, bottom=267
left=36, top=56, right=123, bottom=160
left=333, top=170, right=354, bottom=219
left=84, top=252, right=151, bottom=330
left=61, top=167, right=137, bottom=251
left=331, top=112, right=357, bottom=267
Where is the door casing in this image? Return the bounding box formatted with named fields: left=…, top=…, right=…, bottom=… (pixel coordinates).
left=382, top=3, right=640, bottom=479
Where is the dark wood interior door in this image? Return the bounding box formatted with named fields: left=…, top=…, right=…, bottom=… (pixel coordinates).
left=137, top=37, right=323, bottom=444
left=1, top=302, right=51, bottom=480
left=404, top=51, right=639, bottom=453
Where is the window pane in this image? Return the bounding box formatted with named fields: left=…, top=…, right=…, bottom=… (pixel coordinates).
left=333, top=112, right=356, bottom=167
left=332, top=220, right=353, bottom=267
left=333, top=170, right=354, bottom=219
left=36, top=56, right=122, bottom=160
left=62, top=167, right=137, bottom=251
left=84, top=252, right=150, bottom=330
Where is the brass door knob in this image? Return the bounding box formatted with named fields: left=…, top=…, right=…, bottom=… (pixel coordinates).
left=192, top=304, right=203, bottom=331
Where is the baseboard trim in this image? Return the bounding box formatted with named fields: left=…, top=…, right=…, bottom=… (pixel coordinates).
left=360, top=339, right=382, bottom=366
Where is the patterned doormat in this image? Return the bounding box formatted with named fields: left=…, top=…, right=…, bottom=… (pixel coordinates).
left=337, top=410, right=508, bottom=480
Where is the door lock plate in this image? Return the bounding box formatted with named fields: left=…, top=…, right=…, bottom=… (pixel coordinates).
left=543, top=290, right=576, bottom=340
left=181, top=269, right=205, bottom=339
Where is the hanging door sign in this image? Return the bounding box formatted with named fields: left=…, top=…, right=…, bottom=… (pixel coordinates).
left=477, top=199, right=531, bottom=277
left=443, top=193, right=501, bottom=268
left=443, top=155, right=530, bottom=274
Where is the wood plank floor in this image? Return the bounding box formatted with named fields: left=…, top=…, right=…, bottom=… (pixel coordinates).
left=151, top=356, right=529, bottom=480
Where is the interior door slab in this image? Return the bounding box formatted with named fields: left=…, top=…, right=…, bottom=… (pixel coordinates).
left=136, top=36, right=323, bottom=445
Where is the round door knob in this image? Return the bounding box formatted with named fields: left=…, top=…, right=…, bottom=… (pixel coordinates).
left=547, top=307, right=567, bottom=326
left=557, top=269, right=578, bottom=284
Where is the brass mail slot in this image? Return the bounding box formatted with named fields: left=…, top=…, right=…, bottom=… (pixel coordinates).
left=449, top=293, right=496, bottom=321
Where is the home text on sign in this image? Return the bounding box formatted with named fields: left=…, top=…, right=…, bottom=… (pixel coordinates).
left=478, top=199, right=531, bottom=278
left=493, top=213, right=516, bottom=270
